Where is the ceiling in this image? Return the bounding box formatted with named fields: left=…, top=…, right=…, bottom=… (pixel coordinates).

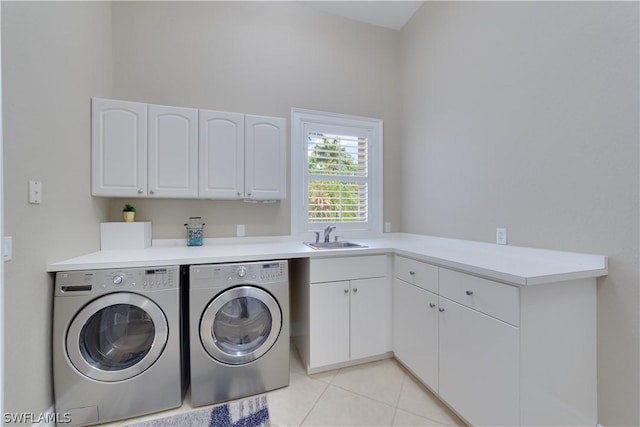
left=301, top=1, right=424, bottom=31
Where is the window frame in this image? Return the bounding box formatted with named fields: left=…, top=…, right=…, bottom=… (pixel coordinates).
left=291, top=108, right=383, bottom=238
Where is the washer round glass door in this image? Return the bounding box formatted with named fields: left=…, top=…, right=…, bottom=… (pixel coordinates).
left=66, top=292, right=168, bottom=382
left=200, top=286, right=282, bottom=365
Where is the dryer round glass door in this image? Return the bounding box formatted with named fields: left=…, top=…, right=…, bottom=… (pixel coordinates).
left=200, top=285, right=282, bottom=365
left=66, top=292, right=169, bottom=382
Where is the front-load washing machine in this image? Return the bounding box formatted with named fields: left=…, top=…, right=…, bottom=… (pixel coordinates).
left=53, top=266, right=185, bottom=426
left=189, top=260, right=289, bottom=407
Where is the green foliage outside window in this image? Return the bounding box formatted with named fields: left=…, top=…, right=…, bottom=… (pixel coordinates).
left=308, top=136, right=364, bottom=223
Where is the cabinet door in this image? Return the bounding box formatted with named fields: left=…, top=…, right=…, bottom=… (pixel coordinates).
left=148, top=104, right=198, bottom=198
left=438, top=297, right=519, bottom=427
left=393, top=279, right=439, bottom=391
left=91, top=98, right=147, bottom=197
left=198, top=110, right=244, bottom=199
left=351, top=277, right=391, bottom=360
left=244, top=115, right=286, bottom=200
left=309, top=281, right=350, bottom=368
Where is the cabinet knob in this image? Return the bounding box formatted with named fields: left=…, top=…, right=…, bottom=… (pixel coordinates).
left=409, top=271, right=416, bottom=276
left=137, top=189, right=143, bottom=194
left=429, top=303, right=436, bottom=308
left=466, top=290, right=474, bottom=296
left=237, top=192, right=241, bottom=197
left=344, top=289, right=349, bottom=294
left=149, top=189, right=155, bottom=195
left=438, top=307, right=445, bottom=312
left=353, top=288, right=358, bottom=293
left=247, top=192, right=252, bottom=197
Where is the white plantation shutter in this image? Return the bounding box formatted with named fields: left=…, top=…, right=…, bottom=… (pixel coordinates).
left=291, top=109, right=383, bottom=235
left=307, top=133, right=369, bottom=224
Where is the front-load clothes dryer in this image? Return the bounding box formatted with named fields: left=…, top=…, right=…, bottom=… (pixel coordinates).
left=53, top=266, right=185, bottom=426
left=189, top=260, right=289, bottom=407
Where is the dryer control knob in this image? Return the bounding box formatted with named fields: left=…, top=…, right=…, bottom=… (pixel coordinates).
left=237, top=267, right=247, bottom=278
left=112, top=273, right=126, bottom=286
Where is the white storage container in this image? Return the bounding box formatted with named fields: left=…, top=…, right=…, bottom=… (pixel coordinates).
left=100, top=222, right=152, bottom=250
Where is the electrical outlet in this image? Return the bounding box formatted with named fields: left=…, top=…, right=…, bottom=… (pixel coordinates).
left=236, top=224, right=245, bottom=237
left=496, top=227, right=507, bottom=245
left=384, top=222, right=391, bottom=233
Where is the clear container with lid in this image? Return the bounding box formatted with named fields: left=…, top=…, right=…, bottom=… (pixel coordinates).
left=185, top=217, right=205, bottom=246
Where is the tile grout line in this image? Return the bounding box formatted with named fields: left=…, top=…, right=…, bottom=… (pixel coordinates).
left=394, top=369, right=459, bottom=427
left=297, top=370, right=333, bottom=427
left=328, top=382, right=400, bottom=411
left=390, top=373, right=408, bottom=426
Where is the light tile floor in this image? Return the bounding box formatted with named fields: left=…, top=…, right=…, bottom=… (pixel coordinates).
left=105, top=345, right=466, bottom=427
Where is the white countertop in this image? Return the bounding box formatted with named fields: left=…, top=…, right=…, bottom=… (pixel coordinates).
left=46, top=233, right=608, bottom=286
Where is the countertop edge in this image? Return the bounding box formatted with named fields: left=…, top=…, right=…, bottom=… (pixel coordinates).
left=46, top=235, right=608, bottom=286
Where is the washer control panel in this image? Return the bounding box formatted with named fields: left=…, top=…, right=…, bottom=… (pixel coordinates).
left=55, top=266, right=179, bottom=295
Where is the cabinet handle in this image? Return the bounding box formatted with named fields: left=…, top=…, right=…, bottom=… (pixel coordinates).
left=237, top=192, right=241, bottom=197
left=409, top=271, right=416, bottom=276
left=137, top=189, right=143, bottom=194
left=438, top=307, right=445, bottom=312
left=429, top=303, right=436, bottom=308
left=247, top=192, right=252, bottom=197
left=466, top=290, right=474, bottom=295
left=344, top=289, right=349, bottom=294
left=353, top=288, right=358, bottom=293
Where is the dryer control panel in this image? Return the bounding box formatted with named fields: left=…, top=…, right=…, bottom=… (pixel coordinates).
left=224, top=261, right=287, bottom=283
left=190, top=260, right=288, bottom=287
left=55, top=266, right=179, bottom=296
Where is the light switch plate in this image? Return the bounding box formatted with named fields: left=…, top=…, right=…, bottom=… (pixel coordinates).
left=29, top=180, right=42, bottom=204
left=3, top=236, right=12, bottom=261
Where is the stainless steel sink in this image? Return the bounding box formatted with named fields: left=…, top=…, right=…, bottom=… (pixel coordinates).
left=304, top=241, right=368, bottom=250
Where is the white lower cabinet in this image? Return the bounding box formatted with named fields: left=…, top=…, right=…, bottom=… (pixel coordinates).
left=392, top=255, right=597, bottom=427
left=310, top=276, right=390, bottom=369
left=309, top=280, right=350, bottom=367
left=438, top=297, right=519, bottom=427
left=392, top=278, right=438, bottom=391
left=299, top=255, right=391, bottom=372
left=350, top=277, right=391, bottom=360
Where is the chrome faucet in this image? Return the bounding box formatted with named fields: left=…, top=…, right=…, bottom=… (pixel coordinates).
left=323, top=224, right=336, bottom=243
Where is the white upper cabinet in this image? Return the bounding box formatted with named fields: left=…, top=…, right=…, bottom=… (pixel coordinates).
left=91, top=98, right=147, bottom=197
left=244, top=115, right=286, bottom=200
left=198, top=112, right=286, bottom=200
left=92, top=98, right=198, bottom=198
left=148, top=104, right=198, bottom=198
left=198, top=110, right=245, bottom=199
left=92, top=98, right=286, bottom=200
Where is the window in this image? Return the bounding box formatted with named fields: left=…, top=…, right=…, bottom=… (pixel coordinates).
left=291, top=109, right=383, bottom=237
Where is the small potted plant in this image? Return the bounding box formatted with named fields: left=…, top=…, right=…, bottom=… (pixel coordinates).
left=123, top=204, right=136, bottom=222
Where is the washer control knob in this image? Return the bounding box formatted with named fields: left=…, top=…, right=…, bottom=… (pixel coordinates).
left=112, top=273, right=126, bottom=286
left=237, top=267, right=247, bottom=278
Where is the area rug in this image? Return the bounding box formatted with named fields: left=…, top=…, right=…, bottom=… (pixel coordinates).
left=125, top=395, right=270, bottom=427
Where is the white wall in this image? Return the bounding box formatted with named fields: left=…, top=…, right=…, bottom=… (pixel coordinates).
left=0, top=1, right=402, bottom=414
left=1, top=1, right=112, bottom=415
left=109, top=1, right=403, bottom=239
left=401, top=2, right=639, bottom=426
left=0, top=2, right=4, bottom=419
